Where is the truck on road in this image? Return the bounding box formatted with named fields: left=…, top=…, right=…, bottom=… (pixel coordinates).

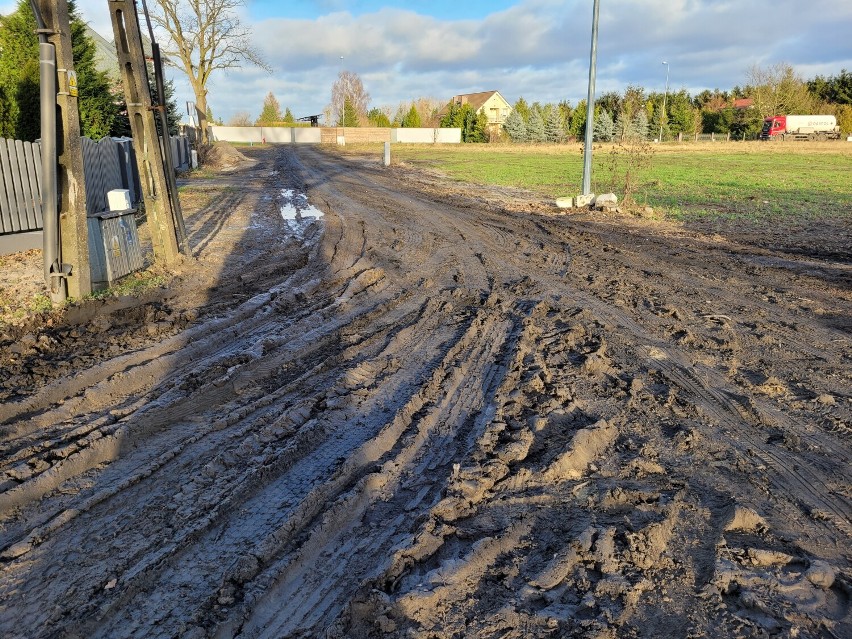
left=760, top=115, right=840, bottom=141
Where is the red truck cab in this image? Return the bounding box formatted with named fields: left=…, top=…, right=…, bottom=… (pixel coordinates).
left=761, top=116, right=785, bottom=139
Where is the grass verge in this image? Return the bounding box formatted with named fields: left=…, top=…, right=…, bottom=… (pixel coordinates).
left=362, top=141, right=852, bottom=223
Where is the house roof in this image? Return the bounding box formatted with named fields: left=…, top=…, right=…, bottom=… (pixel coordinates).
left=84, top=24, right=156, bottom=81
left=733, top=98, right=754, bottom=109
left=450, top=91, right=508, bottom=111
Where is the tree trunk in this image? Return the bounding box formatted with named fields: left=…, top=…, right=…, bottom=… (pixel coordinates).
left=192, top=81, right=209, bottom=145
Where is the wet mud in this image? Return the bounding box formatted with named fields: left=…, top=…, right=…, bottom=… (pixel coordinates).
left=0, top=145, right=849, bottom=638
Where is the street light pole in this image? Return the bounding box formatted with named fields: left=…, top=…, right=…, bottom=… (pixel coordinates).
left=339, top=55, right=344, bottom=139
left=581, top=0, right=600, bottom=196
left=659, top=61, right=669, bottom=143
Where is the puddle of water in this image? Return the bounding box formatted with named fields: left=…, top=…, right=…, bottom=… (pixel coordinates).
left=279, top=189, right=324, bottom=238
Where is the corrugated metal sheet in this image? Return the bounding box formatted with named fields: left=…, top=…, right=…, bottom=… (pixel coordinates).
left=88, top=211, right=144, bottom=289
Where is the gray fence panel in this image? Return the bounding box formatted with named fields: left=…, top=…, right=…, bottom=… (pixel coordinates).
left=25, top=141, right=43, bottom=229
left=0, top=139, right=16, bottom=233
left=3, top=139, right=42, bottom=233
left=83, top=137, right=132, bottom=215
left=6, top=140, right=26, bottom=232
left=1, top=134, right=188, bottom=237
left=114, top=138, right=141, bottom=205
left=15, top=140, right=40, bottom=229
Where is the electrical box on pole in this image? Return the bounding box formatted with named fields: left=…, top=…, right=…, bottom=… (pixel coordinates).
left=37, top=0, right=92, bottom=299
left=107, top=0, right=188, bottom=265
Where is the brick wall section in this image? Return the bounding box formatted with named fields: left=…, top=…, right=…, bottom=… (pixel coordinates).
left=319, top=127, right=393, bottom=144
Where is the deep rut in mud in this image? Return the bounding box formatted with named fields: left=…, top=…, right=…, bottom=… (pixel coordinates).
left=0, top=145, right=850, bottom=638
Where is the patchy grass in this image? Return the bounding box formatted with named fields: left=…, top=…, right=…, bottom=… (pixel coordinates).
left=379, top=141, right=852, bottom=222
left=89, top=270, right=169, bottom=301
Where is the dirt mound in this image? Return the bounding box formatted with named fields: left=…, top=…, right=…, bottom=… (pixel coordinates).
left=203, top=141, right=252, bottom=171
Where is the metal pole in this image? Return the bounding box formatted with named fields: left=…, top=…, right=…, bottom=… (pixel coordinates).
left=339, top=56, right=344, bottom=139
left=581, top=0, right=600, bottom=195
left=659, top=61, right=669, bottom=142
left=32, top=3, right=63, bottom=301
left=38, top=43, right=60, bottom=300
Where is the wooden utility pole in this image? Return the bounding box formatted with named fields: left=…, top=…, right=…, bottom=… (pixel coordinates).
left=107, top=0, right=187, bottom=264
left=38, top=0, right=91, bottom=299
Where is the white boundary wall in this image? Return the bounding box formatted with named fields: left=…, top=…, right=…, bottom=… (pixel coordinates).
left=209, top=126, right=461, bottom=144
left=392, top=128, right=461, bottom=143
left=209, top=126, right=323, bottom=144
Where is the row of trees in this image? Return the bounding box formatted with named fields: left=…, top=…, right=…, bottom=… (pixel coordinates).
left=502, top=64, right=852, bottom=143
left=0, top=0, right=181, bottom=141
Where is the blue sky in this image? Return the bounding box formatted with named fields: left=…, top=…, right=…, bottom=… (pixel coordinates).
left=3, top=0, right=851, bottom=125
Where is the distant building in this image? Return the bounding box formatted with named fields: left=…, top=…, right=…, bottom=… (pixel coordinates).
left=444, top=91, right=511, bottom=130
left=733, top=98, right=754, bottom=110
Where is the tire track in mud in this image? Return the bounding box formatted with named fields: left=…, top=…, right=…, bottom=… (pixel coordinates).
left=1, top=145, right=849, bottom=639
left=560, top=284, right=852, bottom=538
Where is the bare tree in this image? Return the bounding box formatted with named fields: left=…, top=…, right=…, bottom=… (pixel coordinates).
left=330, top=71, right=370, bottom=126
left=227, top=111, right=252, bottom=126
left=746, top=63, right=817, bottom=118
left=413, top=97, right=442, bottom=127
left=149, top=0, right=271, bottom=142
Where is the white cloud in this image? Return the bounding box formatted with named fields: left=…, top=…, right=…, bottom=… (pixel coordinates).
left=12, top=0, right=851, bottom=122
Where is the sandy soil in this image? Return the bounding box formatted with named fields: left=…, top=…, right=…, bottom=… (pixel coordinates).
left=0, top=144, right=850, bottom=638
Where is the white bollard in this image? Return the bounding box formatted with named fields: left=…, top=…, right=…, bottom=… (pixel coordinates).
left=383, top=142, right=391, bottom=166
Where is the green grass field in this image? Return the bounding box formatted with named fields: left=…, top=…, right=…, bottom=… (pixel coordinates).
left=383, top=142, right=852, bottom=222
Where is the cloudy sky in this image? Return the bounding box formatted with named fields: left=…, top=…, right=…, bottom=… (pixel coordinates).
left=3, top=0, right=851, bottom=123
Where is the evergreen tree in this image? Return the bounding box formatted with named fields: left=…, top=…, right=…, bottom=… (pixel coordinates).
left=440, top=102, right=488, bottom=142
left=341, top=97, right=359, bottom=126
left=596, top=91, right=621, bottom=118
left=113, top=68, right=180, bottom=138
left=569, top=100, right=587, bottom=139
left=558, top=101, right=572, bottom=137
left=0, top=4, right=41, bottom=140
left=401, top=104, right=421, bottom=128
left=206, top=105, right=223, bottom=126
left=502, top=108, right=526, bottom=142
left=614, top=111, right=636, bottom=140
left=283, top=107, right=295, bottom=123
left=526, top=109, right=545, bottom=142
left=544, top=106, right=564, bottom=142
left=0, top=0, right=118, bottom=140
left=631, top=109, right=649, bottom=140
left=513, top=96, right=530, bottom=123
left=593, top=109, right=614, bottom=141
left=391, top=103, right=407, bottom=127
left=256, top=91, right=283, bottom=125
left=808, top=69, right=852, bottom=105
left=668, top=90, right=698, bottom=136
left=367, top=107, right=391, bottom=127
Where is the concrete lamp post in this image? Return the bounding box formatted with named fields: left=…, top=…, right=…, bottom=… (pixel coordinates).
left=659, top=61, right=669, bottom=143
left=555, top=0, right=600, bottom=210
left=580, top=0, right=601, bottom=197
left=339, top=55, right=344, bottom=141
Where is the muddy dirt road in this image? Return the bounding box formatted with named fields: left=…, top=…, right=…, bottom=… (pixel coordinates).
left=1, top=145, right=850, bottom=638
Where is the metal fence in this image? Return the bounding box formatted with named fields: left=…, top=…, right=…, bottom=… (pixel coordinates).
left=0, top=138, right=43, bottom=235
left=1, top=134, right=189, bottom=240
